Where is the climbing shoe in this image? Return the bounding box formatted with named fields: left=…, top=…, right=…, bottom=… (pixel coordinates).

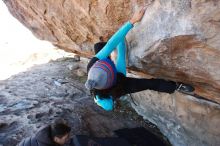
left=176, top=83, right=195, bottom=95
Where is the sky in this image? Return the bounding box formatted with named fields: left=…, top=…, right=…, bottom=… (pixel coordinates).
left=0, top=1, right=53, bottom=59
left=0, top=1, right=70, bottom=80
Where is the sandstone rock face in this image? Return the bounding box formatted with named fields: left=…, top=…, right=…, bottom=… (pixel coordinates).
left=127, top=0, right=220, bottom=104
left=3, top=0, right=220, bottom=146
left=3, top=0, right=132, bottom=57
left=4, top=0, right=220, bottom=103
left=128, top=90, right=220, bottom=146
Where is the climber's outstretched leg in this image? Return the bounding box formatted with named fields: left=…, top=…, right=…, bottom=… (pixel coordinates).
left=118, top=75, right=195, bottom=97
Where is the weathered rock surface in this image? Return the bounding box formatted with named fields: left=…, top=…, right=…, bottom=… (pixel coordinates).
left=3, top=0, right=220, bottom=146
left=128, top=88, right=220, bottom=146
left=3, top=0, right=220, bottom=103
left=127, top=0, right=220, bottom=104
left=3, top=0, right=132, bottom=57
left=0, top=58, right=169, bottom=146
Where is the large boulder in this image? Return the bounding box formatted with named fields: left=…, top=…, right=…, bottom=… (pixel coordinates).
left=126, top=0, right=220, bottom=104
left=129, top=89, right=220, bottom=146
left=3, top=0, right=220, bottom=145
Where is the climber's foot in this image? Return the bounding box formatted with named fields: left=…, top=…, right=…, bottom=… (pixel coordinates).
left=176, top=83, right=195, bottom=95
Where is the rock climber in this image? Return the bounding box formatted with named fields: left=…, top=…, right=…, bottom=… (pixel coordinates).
left=85, top=5, right=194, bottom=111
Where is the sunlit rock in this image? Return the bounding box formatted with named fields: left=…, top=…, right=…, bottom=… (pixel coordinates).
left=3, top=0, right=220, bottom=145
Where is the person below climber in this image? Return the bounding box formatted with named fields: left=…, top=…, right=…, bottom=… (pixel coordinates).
left=18, top=119, right=71, bottom=146
left=85, top=5, right=194, bottom=111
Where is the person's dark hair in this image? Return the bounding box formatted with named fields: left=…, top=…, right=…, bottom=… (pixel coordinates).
left=50, top=119, right=71, bottom=138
